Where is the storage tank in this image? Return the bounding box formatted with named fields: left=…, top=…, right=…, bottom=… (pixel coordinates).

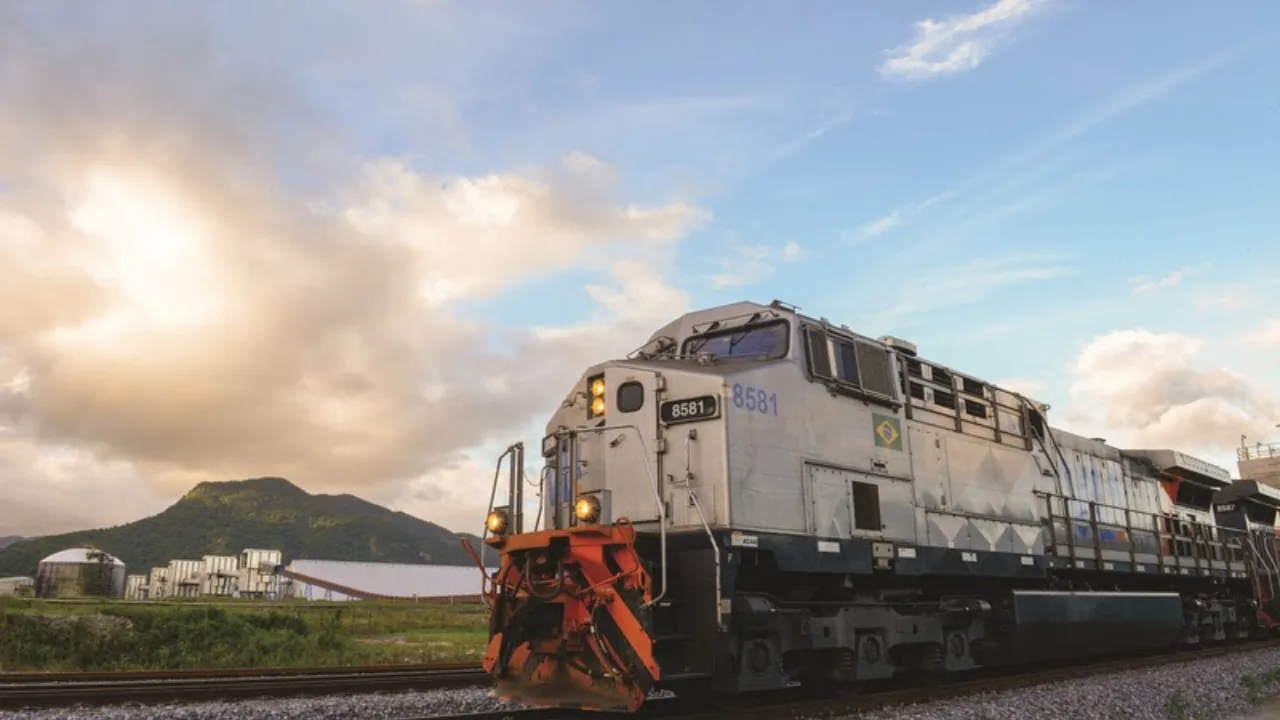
left=35, top=548, right=127, bottom=598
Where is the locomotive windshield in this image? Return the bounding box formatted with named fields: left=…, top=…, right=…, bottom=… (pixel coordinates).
left=681, top=320, right=789, bottom=360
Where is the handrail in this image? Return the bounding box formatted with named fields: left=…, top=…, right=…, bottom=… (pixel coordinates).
left=480, top=443, right=524, bottom=573
left=1247, top=532, right=1280, bottom=602
left=1240, top=442, right=1280, bottom=461
left=554, top=423, right=669, bottom=608
left=1037, top=489, right=1251, bottom=566
left=686, top=490, right=724, bottom=632
left=533, top=465, right=552, bottom=533
left=1016, top=394, right=1070, bottom=496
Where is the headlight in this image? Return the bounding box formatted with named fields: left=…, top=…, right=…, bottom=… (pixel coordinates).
left=573, top=494, right=601, bottom=524
left=586, top=374, right=606, bottom=418
left=486, top=508, right=511, bottom=535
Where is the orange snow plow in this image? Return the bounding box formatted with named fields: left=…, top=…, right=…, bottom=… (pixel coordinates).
left=464, top=520, right=659, bottom=712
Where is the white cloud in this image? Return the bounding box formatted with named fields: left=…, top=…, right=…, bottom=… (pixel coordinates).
left=0, top=436, right=172, bottom=536
left=857, top=212, right=904, bottom=238
left=862, top=46, right=1248, bottom=240
left=867, top=253, right=1072, bottom=324
left=1130, top=262, right=1211, bottom=295
left=707, top=238, right=804, bottom=289
left=0, top=7, right=708, bottom=537
left=879, top=0, right=1051, bottom=82
left=773, top=102, right=858, bottom=159
left=1065, top=329, right=1278, bottom=455
left=1240, top=320, right=1280, bottom=349
left=854, top=190, right=956, bottom=241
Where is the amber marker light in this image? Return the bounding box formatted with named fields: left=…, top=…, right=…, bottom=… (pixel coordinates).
left=486, top=509, right=510, bottom=535
left=574, top=494, right=601, bottom=524
left=587, top=374, right=606, bottom=418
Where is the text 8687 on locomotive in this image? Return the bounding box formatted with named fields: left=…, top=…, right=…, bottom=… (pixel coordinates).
left=467, top=299, right=1278, bottom=712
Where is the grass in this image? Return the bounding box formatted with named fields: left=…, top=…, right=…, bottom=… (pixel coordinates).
left=0, top=597, right=489, bottom=672
left=1162, top=666, right=1280, bottom=719
left=1241, top=667, right=1280, bottom=704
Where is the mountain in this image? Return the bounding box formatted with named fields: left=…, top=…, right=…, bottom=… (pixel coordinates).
left=0, top=536, right=22, bottom=550
left=0, top=478, right=482, bottom=578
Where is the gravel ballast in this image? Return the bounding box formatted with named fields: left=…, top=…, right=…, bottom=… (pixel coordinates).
left=0, top=684, right=523, bottom=720
left=844, top=647, right=1280, bottom=720
left=5, top=648, right=1280, bottom=720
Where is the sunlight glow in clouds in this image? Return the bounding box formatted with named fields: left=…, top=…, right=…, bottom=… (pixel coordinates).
left=54, top=166, right=227, bottom=346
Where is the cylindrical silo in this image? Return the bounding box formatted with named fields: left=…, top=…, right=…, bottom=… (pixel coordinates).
left=35, top=547, right=127, bottom=598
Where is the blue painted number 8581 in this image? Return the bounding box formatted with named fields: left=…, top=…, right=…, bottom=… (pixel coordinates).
left=732, top=383, right=778, bottom=416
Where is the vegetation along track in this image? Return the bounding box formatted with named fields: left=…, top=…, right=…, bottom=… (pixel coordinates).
left=0, top=662, right=486, bottom=711
left=422, top=638, right=1280, bottom=720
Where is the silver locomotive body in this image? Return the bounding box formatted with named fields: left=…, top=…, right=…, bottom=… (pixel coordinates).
left=482, top=299, right=1267, bottom=708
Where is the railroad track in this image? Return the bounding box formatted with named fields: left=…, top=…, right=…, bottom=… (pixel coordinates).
left=420, top=638, right=1280, bottom=720
left=0, top=662, right=486, bottom=711
left=6, top=638, right=1279, bottom=716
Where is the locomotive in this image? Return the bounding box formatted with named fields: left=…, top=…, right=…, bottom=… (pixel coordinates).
left=467, top=299, right=1280, bottom=712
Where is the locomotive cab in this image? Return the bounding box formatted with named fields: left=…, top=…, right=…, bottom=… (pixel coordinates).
left=1213, top=481, right=1280, bottom=626
left=473, top=302, right=797, bottom=711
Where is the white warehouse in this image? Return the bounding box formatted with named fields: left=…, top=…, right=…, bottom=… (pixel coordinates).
left=282, top=560, right=491, bottom=602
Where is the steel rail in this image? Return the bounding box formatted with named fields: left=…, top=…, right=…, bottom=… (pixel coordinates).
left=0, top=663, right=487, bottom=710
left=0, top=661, right=480, bottom=684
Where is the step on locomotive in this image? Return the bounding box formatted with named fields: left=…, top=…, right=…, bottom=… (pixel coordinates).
left=464, top=299, right=1280, bottom=712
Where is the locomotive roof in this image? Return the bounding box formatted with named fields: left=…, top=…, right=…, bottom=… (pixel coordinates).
left=1215, top=480, right=1280, bottom=507
left=641, top=299, right=1051, bottom=409
left=1119, top=448, right=1232, bottom=488
left=1050, top=427, right=1124, bottom=461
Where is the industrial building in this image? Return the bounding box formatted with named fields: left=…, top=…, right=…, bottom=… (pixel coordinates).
left=167, top=559, right=202, bottom=598
left=0, top=576, right=34, bottom=597
left=1239, top=441, right=1280, bottom=489
left=145, top=566, right=169, bottom=599
left=237, top=548, right=283, bottom=598
left=8, top=542, right=488, bottom=604
left=125, top=547, right=285, bottom=600
left=281, top=559, right=491, bottom=602
left=200, top=555, right=238, bottom=596
left=35, top=548, right=127, bottom=598
left=125, top=574, right=146, bottom=599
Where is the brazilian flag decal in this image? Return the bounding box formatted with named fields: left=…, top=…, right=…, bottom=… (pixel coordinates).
left=873, top=413, right=903, bottom=451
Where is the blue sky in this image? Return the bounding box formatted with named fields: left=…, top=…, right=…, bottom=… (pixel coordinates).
left=2, top=0, right=1279, bottom=535
left=397, top=0, right=1280, bottom=457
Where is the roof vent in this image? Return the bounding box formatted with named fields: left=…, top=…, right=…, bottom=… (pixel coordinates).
left=879, top=336, right=918, bottom=357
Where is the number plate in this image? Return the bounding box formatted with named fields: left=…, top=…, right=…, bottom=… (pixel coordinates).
left=660, top=395, right=720, bottom=425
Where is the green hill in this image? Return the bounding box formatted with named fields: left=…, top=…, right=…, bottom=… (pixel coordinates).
left=0, top=536, right=22, bottom=550
left=0, top=478, right=482, bottom=578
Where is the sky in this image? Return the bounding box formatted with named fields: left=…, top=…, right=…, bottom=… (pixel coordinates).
left=1, top=0, right=1278, bottom=538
